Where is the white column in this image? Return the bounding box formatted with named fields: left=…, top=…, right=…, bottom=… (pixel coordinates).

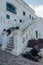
left=12, top=32, right=18, bottom=55
left=12, top=30, right=22, bottom=56
left=1, top=32, right=8, bottom=50
left=16, top=33, right=22, bottom=55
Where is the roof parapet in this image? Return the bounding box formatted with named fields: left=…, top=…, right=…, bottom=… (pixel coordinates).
left=17, top=0, right=35, bottom=13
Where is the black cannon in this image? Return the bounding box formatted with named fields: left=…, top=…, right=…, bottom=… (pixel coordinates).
left=22, top=46, right=42, bottom=62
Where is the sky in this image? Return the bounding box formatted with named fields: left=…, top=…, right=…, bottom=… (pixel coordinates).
left=24, top=0, right=43, bottom=18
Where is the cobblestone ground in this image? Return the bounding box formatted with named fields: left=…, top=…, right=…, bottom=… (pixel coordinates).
left=0, top=49, right=43, bottom=65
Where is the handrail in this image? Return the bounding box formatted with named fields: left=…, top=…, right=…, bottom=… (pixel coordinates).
left=19, top=18, right=32, bottom=31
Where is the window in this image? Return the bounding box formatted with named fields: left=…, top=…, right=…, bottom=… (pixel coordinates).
left=6, top=3, right=17, bottom=14
left=20, top=19, right=22, bottom=22
left=36, top=31, right=38, bottom=39
left=6, top=14, right=10, bottom=19
left=23, top=11, right=25, bottom=16
left=14, top=19, right=16, bottom=21
left=32, top=17, right=33, bottom=20
left=29, top=15, right=31, bottom=19
left=16, top=27, right=19, bottom=29
left=3, top=29, right=6, bottom=31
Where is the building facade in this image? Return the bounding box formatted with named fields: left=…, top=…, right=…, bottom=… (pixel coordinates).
left=0, top=0, right=43, bottom=55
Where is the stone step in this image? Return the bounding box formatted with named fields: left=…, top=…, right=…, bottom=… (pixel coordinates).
left=7, top=45, right=14, bottom=49
left=6, top=47, right=13, bottom=51
left=9, top=39, right=14, bottom=41
left=9, top=41, right=14, bottom=43
left=7, top=43, right=14, bottom=46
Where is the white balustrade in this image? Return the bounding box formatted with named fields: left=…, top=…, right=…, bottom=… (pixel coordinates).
left=19, top=18, right=32, bottom=31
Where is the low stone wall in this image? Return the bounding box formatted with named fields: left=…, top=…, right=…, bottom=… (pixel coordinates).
left=27, top=38, right=43, bottom=48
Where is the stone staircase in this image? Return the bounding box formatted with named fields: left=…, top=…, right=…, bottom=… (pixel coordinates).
left=6, top=36, right=14, bottom=52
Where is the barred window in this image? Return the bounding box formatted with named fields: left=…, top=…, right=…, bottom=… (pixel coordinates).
left=29, top=15, right=31, bottom=19
left=6, top=14, right=10, bottom=19
left=6, top=3, right=17, bottom=14
left=23, top=11, right=25, bottom=16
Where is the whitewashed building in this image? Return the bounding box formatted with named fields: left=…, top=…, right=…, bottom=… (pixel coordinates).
left=0, top=0, right=43, bottom=55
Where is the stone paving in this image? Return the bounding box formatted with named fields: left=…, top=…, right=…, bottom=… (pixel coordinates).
left=0, top=49, right=43, bottom=65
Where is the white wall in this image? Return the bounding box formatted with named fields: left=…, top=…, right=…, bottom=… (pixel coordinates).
left=0, top=0, right=42, bottom=55
left=29, top=18, right=43, bottom=39
left=0, top=0, right=37, bottom=23
left=0, top=0, right=37, bottom=35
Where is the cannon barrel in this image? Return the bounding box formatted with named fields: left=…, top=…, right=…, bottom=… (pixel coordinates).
left=29, top=46, right=40, bottom=56
left=22, top=46, right=42, bottom=62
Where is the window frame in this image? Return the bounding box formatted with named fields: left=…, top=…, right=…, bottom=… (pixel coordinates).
left=6, top=14, right=10, bottom=19
left=23, top=11, right=26, bottom=16
left=29, top=14, right=31, bottom=19
left=6, top=3, right=17, bottom=14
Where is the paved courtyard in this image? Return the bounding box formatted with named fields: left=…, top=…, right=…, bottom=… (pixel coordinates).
left=0, top=49, right=43, bottom=65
